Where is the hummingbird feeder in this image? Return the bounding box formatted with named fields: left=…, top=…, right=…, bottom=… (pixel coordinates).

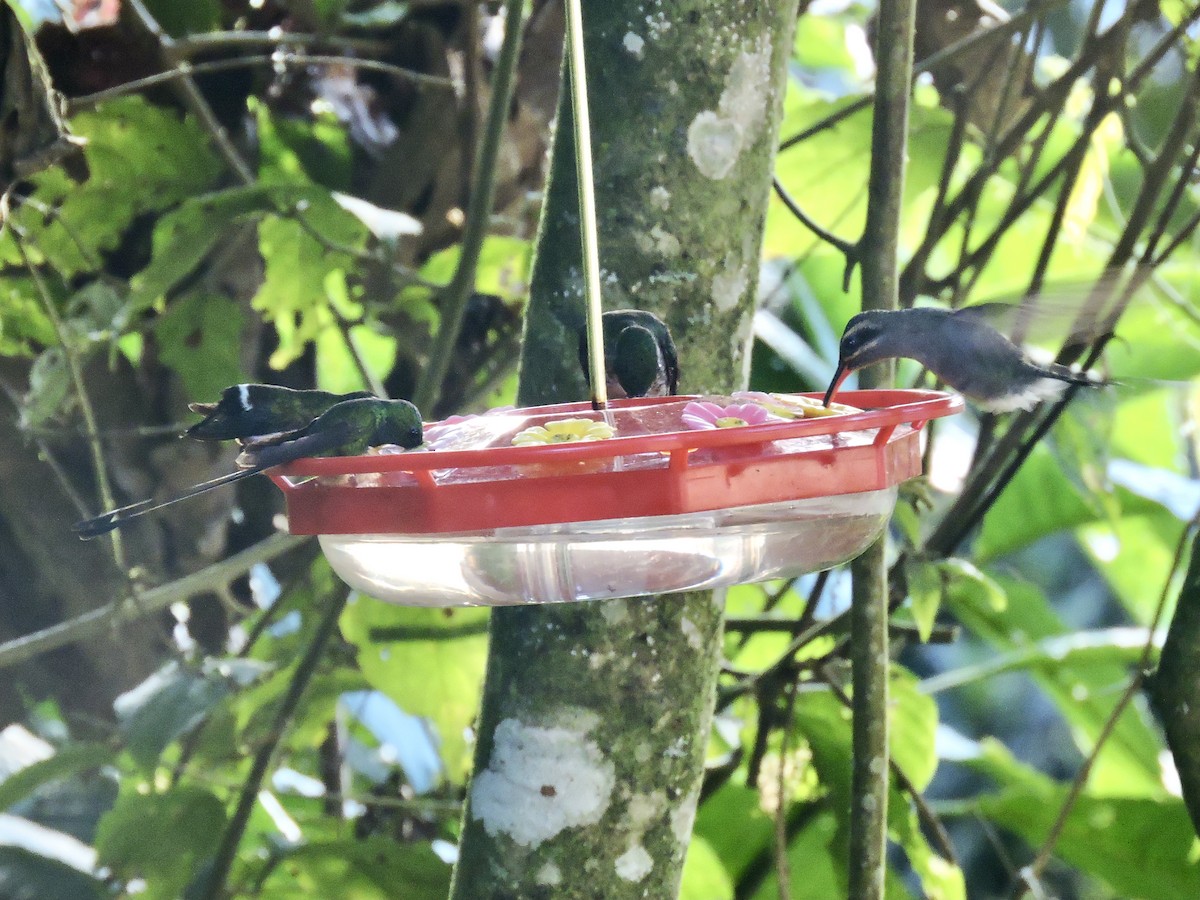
left=268, top=389, right=961, bottom=606
left=264, top=0, right=961, bottom=606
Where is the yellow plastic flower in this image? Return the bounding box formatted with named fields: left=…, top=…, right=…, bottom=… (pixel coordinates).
left=512, top=417, right=616, bottom=446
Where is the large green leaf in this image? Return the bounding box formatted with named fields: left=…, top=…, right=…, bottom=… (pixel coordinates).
left=154, top=294, right=247, bottom=402
left=0, top=743, right=115, bottom=812
left=253, top=200, right=367, bottom=369
left=942, top=575, right=1164, bottom=796
left=679, top=835, right=735, bottom=900
left=339, top=598, right=489, bottom=780
left=0, top=97, right=222, bottom=276
left=979, top=789, right=1200, bottom=900
left=692, top=783, right=774, bottom=885
left=94, top=785, right=226, bottom=900
left=256, top=837, right=450, bottom=899
left=113, top=662, right=233, bottom=770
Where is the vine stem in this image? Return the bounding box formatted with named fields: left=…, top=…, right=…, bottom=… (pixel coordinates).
left=848, top=0, right=917, bottom=893
left=201, top=588, right=350, bottom=900
left=11, top=230, right=131, bottom=576
left=563, top=0, right=607, bottom=410
left=412, top=0, right=526, bottom=413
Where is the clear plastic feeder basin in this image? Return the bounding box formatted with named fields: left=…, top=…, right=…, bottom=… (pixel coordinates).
left=269, top=390, right=962, bottom=606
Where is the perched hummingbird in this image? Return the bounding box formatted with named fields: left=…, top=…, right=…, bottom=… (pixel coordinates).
left=822, top=306, right=1104, bottom=412
left=74, top=398, right=423, bottom=539
left=184, top=384, right=373, bottom=443
left=579, top=310, right=680, bottom=399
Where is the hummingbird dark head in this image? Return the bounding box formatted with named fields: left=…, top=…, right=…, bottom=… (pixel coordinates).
left=822, top=311, right=895, bottom=406
left=579, top=309, right=679, bottom=399
left=373, top=400, right=424, bottom=449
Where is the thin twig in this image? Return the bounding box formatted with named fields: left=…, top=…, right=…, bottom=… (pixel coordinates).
left=1012, top=513, right=1199, bottom=897
left=413, top=0, right=526, bottom=413
left=0, top=533, right=308, bottom=669
left=169, top=30, right=387, bottom=59
left=10, top=229, right=131, bottom=575
left=67, top=52, right=453, bottom=113
left=773, top=681, right=798, bottom=900
left=771, top=177, right=857, bottom=261
left=202, top=588, right=349, bottom=900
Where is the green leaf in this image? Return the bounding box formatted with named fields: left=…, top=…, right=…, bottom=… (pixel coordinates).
left=127, top=185, right=283, bottom=314
left=891, top=801, right=965, bottom=900
left=943, top=577, right=1164, bottom=796
left=0, top=97, right=222, bottom=276
left=0, top=276, right=54, bottom=354
left=113, top=663, right=231, bottom=770
left=154, top=294, right=247, bottom=402
left=680, top=835, right=735, bottom=900
left=768, top=97, right=954, bottom=260
left=94, top=786, right=225, bottom=900
left=1078, top=507, right=1188, bottom=621
left=889, top=668, right=938, bottom=792
left=747, top=809, right=844, bottom=900
left=339, top=599, right=489, bottom=780
left=905, top=557, right=943, bottom=643
left=979, top=790, right=1200, bottom=900
left=256, top=837, right=450, bottom=899
left=19, top=347, right=70, bottom=429
left=0, top=743, right=115, bottom=811
left=253, top=196, right=367, bottom=369
left=0, top=845, right=105, bottom=900
left=693, top=783, right=774, bottom=884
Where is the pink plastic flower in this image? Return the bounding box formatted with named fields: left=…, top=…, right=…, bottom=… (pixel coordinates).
left=681, top=400, right=775, bottom=430
left=731, top=390, right=857, bottom=418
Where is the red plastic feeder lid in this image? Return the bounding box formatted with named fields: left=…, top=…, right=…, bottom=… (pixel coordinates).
left=268, top=389, right=962, bottom=536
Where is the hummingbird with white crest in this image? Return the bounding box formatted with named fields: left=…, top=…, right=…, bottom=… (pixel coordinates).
left=184, top=384, right=373, bottom=443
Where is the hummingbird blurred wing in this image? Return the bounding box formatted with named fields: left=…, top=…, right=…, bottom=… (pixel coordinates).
left=953, top=282, right=1119, bottom=346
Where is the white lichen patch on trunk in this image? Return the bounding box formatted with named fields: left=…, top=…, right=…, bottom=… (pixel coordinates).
left=670, top=787, right=701, bottom=845
left=679, top=616, right=703, bottom=650
left=469, top=716, right=615, bottom=848
left=687, top=36, right=774, bottom=180
left=614, top=844, right=654, bottom=882
left=711, top=252, right=749, bottom=312
left=535, top=861, right=563, bottom=886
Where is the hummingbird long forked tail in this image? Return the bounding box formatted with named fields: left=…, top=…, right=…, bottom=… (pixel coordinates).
left=72, top=466, right=267, bottom=540
left=74, top=397, right=424, bottom=539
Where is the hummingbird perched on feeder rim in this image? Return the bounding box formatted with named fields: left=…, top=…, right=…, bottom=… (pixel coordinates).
left=184, top=384, right=373, bottom=443
left=578, top=309, right=680, bottom=399
left=74, top=397, right=424, bottom=540
left=822, top=305, right=1106, bottom=412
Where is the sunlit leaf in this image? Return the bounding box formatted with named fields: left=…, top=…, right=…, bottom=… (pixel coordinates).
left=256, top=837, right=450, bottom=899
left=339, top=598, right=489, bottom=780
left=94, top=785, right=225, bottom=900
left=154, top=294, right=247, bottom=402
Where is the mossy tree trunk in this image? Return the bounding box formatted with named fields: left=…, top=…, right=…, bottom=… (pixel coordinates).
left=449, top=2, right=799, bottom=897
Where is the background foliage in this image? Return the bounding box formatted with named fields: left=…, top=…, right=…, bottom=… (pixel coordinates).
left=0, top=0, right=1197, bottom=897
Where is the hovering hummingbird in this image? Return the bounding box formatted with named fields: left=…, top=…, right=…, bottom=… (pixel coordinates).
left=184, top=384, right=373, bottom=443
left=74, top=398, right=423, bottom=539
left=579, top=309, right=680, bottom=399
left=822, top=306, right=1105, bottom=412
